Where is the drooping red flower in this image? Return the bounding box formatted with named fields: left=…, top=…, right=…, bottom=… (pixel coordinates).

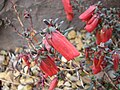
left=46, top=30, right=80, bottom=61
left=84, top=17, right=100, bottom=32
left=22, top=55, right=30, bottom=68
left=92, top=66, right=101, bottom=74
left=96, top=30, right=102, bottom=45
left=85, top=48, right=89, bottom=59
left=106, top=28, right=113, bottom=40
left=39, top=55, right=59, bottom=77
left=62, top=0, right=74, bottom=21
left=79, top=5, right=96, bottom=22
left=100, top=28, right=113, bottom=43
left=113, top=53, right=119, bottom=71
left=87, top=14, right=97, bottom=24
left=92, top=56, right=104, bottom=74
left=48, top=77, right=58, bottom=90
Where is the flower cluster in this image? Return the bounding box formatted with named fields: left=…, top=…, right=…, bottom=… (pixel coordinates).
left=30, top=19, right=79, bottom=89
left=79, top=5, right=101, bottom=32
left=78, top=2, right=120, bottom=74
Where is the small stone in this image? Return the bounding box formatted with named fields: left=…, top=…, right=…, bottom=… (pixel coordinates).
left=76, top=81, right=82, bottom=86
left=31, top=66, right=39, bottom=75
left=71, top=83, right=77, bottom=88
left=63, top=87, right=72, bottom=90
left=23, top=85, right=32, bottom=90
left=55, top=88, right=63, bottom=90
left=76, top=42, right=83, bottom=50
left=2, top=85, right=9, bottom=90
left=66, top=73, right=71, bottom=78
left=20, top=77, right=34, bottom=84
left=64, top=82, right=71, bottom=86
left=69, top=76, right=77, bottom=81
left=75, top=35, right=82, bottom=44
left=0, top=72, right=7, bottom=79
left=84, top=85, right=90, bottom=89
left=0, top=50, right=7, bottom=55
left=61, top=56, right=67, bottom=63
left=0, top=55, right=5, bottom=64
left=58, top=80, right=64, bottom=87
left=68, top=30, right=76, bottom=39
left=69, top=39, right=75, bottom=44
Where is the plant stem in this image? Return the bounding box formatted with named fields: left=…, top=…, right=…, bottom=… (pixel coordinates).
left=104, top=71, right=118, bottom=90
left=10, top=0, right=24, bottom=31
left=9, top=0, right=37, bottom=52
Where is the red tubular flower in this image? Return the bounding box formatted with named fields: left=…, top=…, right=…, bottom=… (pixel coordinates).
left=62, top=0, right=74, bottom=21
left=101, top=28, right=113, bottom=43
left=96, top=30, right=102, bottom=45
left=46, top=30, right=80, bottom=61
left=92, top=66, right=101, bottom=74
left=48, top=77, right=58, bottom=90
left=85, top=48, right=89, bottom=59
left=92, top=56, right=104, bottom=74
left=87, top=14, right=97, bottom=24
left=66, top=13, right=74, bottom=21
left=22, top=55, right=30, bottom=68
left=39, top=55, right=59, bottom=77
left=106, top=28, right=113, bottom=40
left=84, top=17, right=99, bottom=32
left=113, top=53, right=119, bottom=71
left=79, top=5, right=96, bottom=22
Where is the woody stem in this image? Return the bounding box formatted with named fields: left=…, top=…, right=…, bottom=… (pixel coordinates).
left=104, top=71, right=118, bottom=90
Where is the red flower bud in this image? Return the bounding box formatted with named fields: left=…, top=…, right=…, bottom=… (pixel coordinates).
left=40, top=56, right=59, bottom=76
left=22, top=55, right=30, bottom=67
left=101, top=28, right=113, bottom=43
left=92, top=56, right=104, bottom=74
left=97, top=55, right=104, bottom=68
left=46, top=30, right=80, bottom=61
left=62, top=0, right=74, bottom=21
left=84, top=17, right=99, bottom=32
left=48, top=77, right=58, bottom=90
left=92, top=66, right=101, bottom=74
left=93, top=57, right=99, bottom=67
left=79, top=5, right=96, bottom=21
left=96, top=30, right=102, bottom=45
left=66, top=13, right=74, bottom=21
left=85, top=48, right=89, bottom=59
left=113, top=53, right=119, bottom=71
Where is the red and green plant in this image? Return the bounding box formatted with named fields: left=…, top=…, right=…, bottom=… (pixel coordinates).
left=0, top=0, right=120, bottom=90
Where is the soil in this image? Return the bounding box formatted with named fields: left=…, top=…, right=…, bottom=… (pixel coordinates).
left=0, top=0, right=120, bottom=50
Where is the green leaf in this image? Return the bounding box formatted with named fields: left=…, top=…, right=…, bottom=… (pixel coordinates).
left=63, top=27, right=74, bottom=34
left=87, top=84, right=94, bottom=90
left=116, top=28, right=120, bottom=31
left=118, top=84, right=120, bottom=90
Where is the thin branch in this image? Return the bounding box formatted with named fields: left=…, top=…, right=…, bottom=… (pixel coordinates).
left=104, top=71, right=118, bottom=90
left=0, top=79, right=19, bottom=85
left=10, top=0, right=24, bottom=30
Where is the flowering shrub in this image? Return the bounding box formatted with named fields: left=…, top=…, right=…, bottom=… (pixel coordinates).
left=0, top=0, right=120, bottom=90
